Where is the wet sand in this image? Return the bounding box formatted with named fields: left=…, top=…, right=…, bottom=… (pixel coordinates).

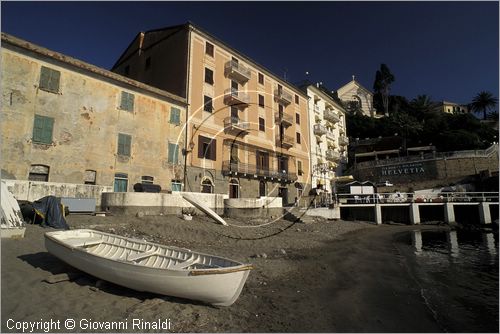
left=2, top=214, right=450, bottom=332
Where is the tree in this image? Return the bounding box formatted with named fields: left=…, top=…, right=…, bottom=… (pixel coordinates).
left=470, top=91, right=498, bottom=120
left=373, top=64, right=395, bottom=117
left=409, top=95, right=439, bottom=119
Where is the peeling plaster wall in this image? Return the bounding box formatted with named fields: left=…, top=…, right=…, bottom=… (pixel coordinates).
left=1, top=45, right=186, bottom=192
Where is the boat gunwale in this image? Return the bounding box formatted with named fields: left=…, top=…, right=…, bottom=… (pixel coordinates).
left=45, top=229, right=253, bottom=275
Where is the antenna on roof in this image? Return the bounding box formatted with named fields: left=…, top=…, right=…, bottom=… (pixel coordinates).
left=352, top=75, right=355, bottom=81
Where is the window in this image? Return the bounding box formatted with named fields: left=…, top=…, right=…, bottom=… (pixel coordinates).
left=203, top=95, right=213, bottom=112
left=141, top=176, right=154, bottom=184
left=84, top=170, right=97, bottom=185
left=205, top=68, right=214, bottom=85
left=297, top=161, right=303, bottom=176
left=258, top=94, right=265, bottom=108
left=198, top=135, right=216, bottom=160
left=39, top=66, right=60, bottom=93
left=258, top=73, right=264, bottom=85
left=114, top=173, right=128, bottom=192
left=28, top=165, right=49, bottom=182
left=168, top=142, right=179, bottom=164
left=120, top=91, right=135, bottom=112
left=145, top=57, right=151, bottom=70
left=296, top=113, right=300, bottom=124
left=295, top=94, right=299, bottom=104
left=259, top=117, right=265, bottom=132
left=230, top=144, right=239, bottom=162
left=171, top=180, right=182, bottom=192
left=279, top=104, right=284, bottom=113
left=201, top=178, right=214, bottom=193
left=118, top=133, right=131, bottom=156
left=296, top=132, right=301, bottom=144
left=169, top=107, right=181, bottom=125
left=33, top=115, right=54, bottom=144
left=205, top=41, right=214, bottom=57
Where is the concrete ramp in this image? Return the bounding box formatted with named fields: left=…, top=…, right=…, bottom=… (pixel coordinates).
left=182, top=194, right=228, bottom=226
left=1, top=181, right=26, bottom=238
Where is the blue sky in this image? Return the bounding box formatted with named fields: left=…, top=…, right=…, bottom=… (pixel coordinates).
left=2, top=1, right=498, bottom=105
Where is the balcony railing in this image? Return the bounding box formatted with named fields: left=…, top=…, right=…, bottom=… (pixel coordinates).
left=314, top=104, right=320, bottom=113
left=224, top=88, right=250, bottom=107
left=338, top=127, right=345, bottom=135
left=224, top=60, right=251, bottom=83
left=275, top=133, right=295, bottom=149
left=324, top=109, right=340, bottom=123
left=339, top=136, right=349, bottom=146
left=325, top=149, right=340, bottom=162
left=222, top=161, right=297, bottom=182
left=223, top=117, right=250, bottom=136
left=313, top=123, right=327, bottom=136
left=326, top=131, right=335, bottom=141
left=274, top=112, right=293, bottom=127
left=274, top=88, right=293, bottom=105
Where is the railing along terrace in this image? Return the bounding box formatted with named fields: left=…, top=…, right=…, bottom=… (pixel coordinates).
left=336, top=192, right=499, bottom=204
left=223, top=116, right=250, bottom=129
left=356, top=143, right=499, bottom=168
left=222, top=161, right=297, bottom=181
left=274, top=112, right=293, bottom=124
left=224, top=60, right=251, bottom=79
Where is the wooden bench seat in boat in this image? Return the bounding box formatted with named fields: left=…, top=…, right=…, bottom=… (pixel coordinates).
left=127, top=249, right=159, bottom=262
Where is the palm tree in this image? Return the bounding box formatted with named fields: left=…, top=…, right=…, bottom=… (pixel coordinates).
left=470, top=91, right=498, bottom=120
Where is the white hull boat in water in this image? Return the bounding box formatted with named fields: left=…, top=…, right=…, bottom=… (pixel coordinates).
left=45, top=229, right=252, bottom=306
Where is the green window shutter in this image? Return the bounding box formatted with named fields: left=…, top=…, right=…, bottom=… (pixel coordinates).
left=168, top=143, right=179, bottom=164
left=118, top=133, right=131, bottom=156
left=33, top=115, right=54, bottom=144
left=49, top=69, right=60, bottom=92
left=170, top=107, right=181, bottom=125
left=42, top=117, right=54, bottom=143
left=39, top=66, right=60, bottom=93
left=128, top=93, right=135, bottom=111
left=39, top=67, right=50, bottom=90
left=120, top=92, right=134, bottom=111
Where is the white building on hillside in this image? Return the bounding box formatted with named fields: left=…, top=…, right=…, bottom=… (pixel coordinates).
left=336, top=76, right=379, bottom=117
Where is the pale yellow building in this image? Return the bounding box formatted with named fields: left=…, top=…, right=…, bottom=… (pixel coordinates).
left=1, top=33, right=187, bottom=192
left=112, top=23, right=311, bottom=204
left=301, top=83, right=348, bottom=204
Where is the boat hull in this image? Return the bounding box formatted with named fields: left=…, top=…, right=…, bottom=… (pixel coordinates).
left=45, top=230, right=251, bottom=306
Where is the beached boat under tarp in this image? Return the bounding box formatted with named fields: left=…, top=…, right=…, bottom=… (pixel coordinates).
left=45, top=229, right=253, bottom=306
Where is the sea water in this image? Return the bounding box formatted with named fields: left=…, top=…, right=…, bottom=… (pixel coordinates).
left=396, top=229, right=499, bottom=333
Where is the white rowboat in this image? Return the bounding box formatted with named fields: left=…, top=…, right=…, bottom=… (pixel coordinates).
left=45, top=229, right=253, bottom=306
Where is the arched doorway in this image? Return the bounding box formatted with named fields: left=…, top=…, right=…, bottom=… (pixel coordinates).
left=201, top=177, right=214, bottom=193
left=229, top=178, right=239, bottom=198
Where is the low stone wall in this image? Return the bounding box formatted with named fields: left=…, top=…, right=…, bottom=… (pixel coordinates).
left=2, top=179, right=112, bottom=208
left=101, top=191, right=228, bottom=216
left=223, top=197, right=283, bottom=219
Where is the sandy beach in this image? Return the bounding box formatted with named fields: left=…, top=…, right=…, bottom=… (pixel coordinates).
left=2, top=214, right=454, bottom=332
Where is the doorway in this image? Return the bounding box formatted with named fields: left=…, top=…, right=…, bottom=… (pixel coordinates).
left=229, top=179, right=239, bottom=198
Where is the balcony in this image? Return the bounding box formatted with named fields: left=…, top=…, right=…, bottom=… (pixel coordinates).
left=224, top=60, right=251, bottom=83
left=314, top=104, right=320, bottom=113
left=324, top=109, right=340, bottom=123
left=224, top=88, right=250, bottom=108
left=274, top=88, right=293, bottom=105
left=339, top=136, right=349, bottom=146
left=313, top=123, right=327, bottom=136
left=338, top=127, right=345, bottom=135
left=222, top=161, right=297, bottom=182
left=326, top=131, right=335, bottom=141
left=275, top=133, right=294, bottom=149
left=274, top=112, right=293, bottom=127
left=223, top=117, right=250, bottom=136
left=325, top=149, right=340, bottom=162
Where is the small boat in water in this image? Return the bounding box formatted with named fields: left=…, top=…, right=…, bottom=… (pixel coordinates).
left=45, top=229, right=253, bottom=306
